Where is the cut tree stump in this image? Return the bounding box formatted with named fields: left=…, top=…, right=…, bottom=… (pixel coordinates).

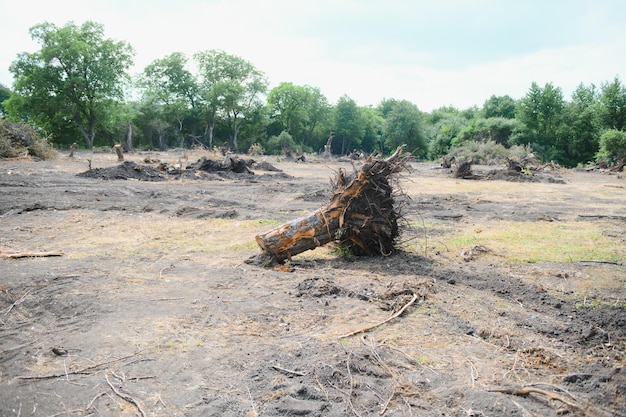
left=255, top=146, right=409, bottom=263
left=114, top=144, right=124, bottom=161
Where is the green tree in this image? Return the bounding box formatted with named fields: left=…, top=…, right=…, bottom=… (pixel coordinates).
left=194, top=50, right=268, bottom=152
left=0, top=84, right=11, bottom=117
left=361, top=106, right=384, bottom=153
left=383, top=99, right=426, bottom=158
left=598, top=76, right=626, bottom=131
left=333, top=95, right=364, bottom=155
left=6, top=21, right=134, bottom=148
left=422, top=106, right=468, bottom=159
left=266, top=130, right=297, bottom=154
left=515, top=82, right=565, bottom=160
left=266, top=83, right=331, bottom=151
left=597, top=129, right=626, bottom=164
left=457, top=117, right=521, bottom=147
left=267, top=82, right=308, bottom=141
left=558, top=83, right=600, bottom=165
left=482, top=95, right=516, bottom=119
left=138, top=52, right=199, bottom=148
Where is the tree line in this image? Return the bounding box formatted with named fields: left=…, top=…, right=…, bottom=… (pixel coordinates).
left=1, top=21, right=625, bottom=167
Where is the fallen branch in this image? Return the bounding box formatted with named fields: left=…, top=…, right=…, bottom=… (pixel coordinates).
left=0, top=250, right=64, bottom=259
left=271, top=364, right=308, bottom=376
left=338, top=293, right=418, bottom=339
left=488, top=385, right=590, bottom=415
left=105, top=372, right=147, bottom=417
left=18, top=351, right=145, bottom=380
left=3, top=289, right=31, bottom=315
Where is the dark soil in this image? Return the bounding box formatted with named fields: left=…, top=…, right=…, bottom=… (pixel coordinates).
left=1, top=151, right=624, bottom=417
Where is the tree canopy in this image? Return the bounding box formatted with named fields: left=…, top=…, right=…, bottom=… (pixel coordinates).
left=2, top=20, right=625, bottom=167
left=6, top=21, right=134, bottom=148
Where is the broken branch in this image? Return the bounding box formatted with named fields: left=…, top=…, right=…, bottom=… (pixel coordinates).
left=105, top=372, right=147, bottom=417
left=0, top=250, right=64, bottom=259
left=338, top=293, right=419, bottom=339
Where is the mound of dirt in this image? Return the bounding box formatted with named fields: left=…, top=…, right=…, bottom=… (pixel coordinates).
left=77, top=156, right=269, bottom=182
left=252, top=160, right=282, bottom=172
left=77, top=161, right=165, bottom=181
left=484, top=169, right=567, bottom=183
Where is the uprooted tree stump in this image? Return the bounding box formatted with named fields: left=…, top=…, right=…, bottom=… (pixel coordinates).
left=254, top=145, right=410, bottom=264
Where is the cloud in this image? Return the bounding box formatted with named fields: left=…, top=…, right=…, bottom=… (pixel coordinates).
left=1, top=0, right=624, bottom=113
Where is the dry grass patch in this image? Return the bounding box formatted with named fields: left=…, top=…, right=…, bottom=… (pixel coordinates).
left=445, top=220, right=625, bottom=264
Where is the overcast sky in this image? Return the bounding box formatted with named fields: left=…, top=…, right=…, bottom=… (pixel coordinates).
left=1, top=0, right=624, bottom=112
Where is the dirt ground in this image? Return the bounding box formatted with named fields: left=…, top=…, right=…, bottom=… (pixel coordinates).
left=1, top=149, right=625, bottom=417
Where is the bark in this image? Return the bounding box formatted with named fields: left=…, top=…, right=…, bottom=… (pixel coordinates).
left=114, top=144, right=124, bottom=161
left=125, top=120, right=133, bottom=151
left=323, top=133, right=333, bottom=158
left=256, top=145, right=407, bottom=263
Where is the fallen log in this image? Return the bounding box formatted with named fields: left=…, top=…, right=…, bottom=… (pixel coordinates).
left=0, top=250, right=64, bottom=259
left=255, top=146, right=409, bottom=263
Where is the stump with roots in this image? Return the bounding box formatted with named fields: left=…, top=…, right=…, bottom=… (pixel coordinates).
left=254, top=145, right=410, bottom=264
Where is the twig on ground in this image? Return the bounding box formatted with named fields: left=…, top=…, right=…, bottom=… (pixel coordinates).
left=338, top=293, right=418, bottom=339
left=3, top=289, right=31, bottom=316
left=467, top=360, right=478, bottom=388
left=313, top=373, right=329, bottom=401
left=246, top=386, right=258, bottom=417
left=345, top=351, right=363, bottom=417
left=0, top=250, right=64, bottom=259
left=271, top=364, right=308, bottom=376
left=488, top=385, right=585, bottom=414
left=379, top=387, right=397, bottom=415
left=105, top=372, right=147, bottom=417
left=18, top=350, right=146, bottom=380
left=47, top=392, right=107, bottom=417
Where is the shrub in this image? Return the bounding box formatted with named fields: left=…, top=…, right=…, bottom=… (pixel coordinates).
left=266, top=131, right=297, bottom=155
left=248, top=143, right=265, bottom=156
left=444, top=140, right=534, bottom=165
left=0, top=119, right=57, bottom=159
left=597, top=129, right=626, bottom=164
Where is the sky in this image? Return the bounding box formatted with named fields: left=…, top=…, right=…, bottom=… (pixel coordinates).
left=1, top=0, right=624, bottom=112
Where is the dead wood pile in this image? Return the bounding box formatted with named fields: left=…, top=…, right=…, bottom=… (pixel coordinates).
left=254, top=145, right=410, bottom=264
left=77, top=155, right=263, bottom=181
left=452, top=158, right=474, bottom=178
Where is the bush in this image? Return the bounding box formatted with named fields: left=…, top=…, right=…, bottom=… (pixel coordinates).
left=597, top=129, right=626, bottom=164
left=0, top=119, right=57, bottom=160
left=266, top=131, right=297, bottom=155
left=444, top=140, right=534, bottom=165
left=248, top=143, right=265, bottom=156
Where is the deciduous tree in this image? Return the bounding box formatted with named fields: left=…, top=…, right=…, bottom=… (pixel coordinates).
left=194, top=50, right=268, bottom=151
left=599, top=76, right=626, bottom=131
left=382, top=99, right=426, bottom=158
left=6, top=21, right=134, bottom=148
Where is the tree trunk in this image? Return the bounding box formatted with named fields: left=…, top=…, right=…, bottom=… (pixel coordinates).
left=232, top=113, right=240, bottom=151
left=255, top=208, right=340, bottom=263
left=323, top=133, right=333, bottom=158
left=125, top=120, right=133, bottom=151
left=256, top=145, right=407, bottom=263
left=205, top=119, right=215, bottom=149
left=114, top=144, right=124, bottom=161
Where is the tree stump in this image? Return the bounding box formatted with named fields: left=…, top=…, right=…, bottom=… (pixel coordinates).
left=506, top=157, right=523, bottom=172
left=114, top=144, right=124, bottom=161
left=255, top=146, right=409, bottom=263
left=453, top=159, right=473, bottom=178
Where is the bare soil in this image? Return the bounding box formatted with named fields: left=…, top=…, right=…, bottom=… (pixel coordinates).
left=1, top=150, right=625, bottom=417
